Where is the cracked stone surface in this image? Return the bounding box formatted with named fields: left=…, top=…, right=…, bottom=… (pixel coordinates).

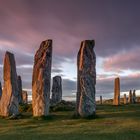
left=32, top=40, right=52, bottom=116
left=0, top=52, right=19, bottom=117
left=76, top=40, right=96, bottom=117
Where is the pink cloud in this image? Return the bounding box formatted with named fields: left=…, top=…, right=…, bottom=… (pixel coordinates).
left=103, top=48, right=140, bottom=71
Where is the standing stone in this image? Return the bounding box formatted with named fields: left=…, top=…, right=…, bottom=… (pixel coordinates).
left=0, top=52, right=19, bottom=117
left=113, top=77, right=120, bottom=106
left=18, top=75, right=22, bottom=104
left=128, top=90, right=133, bottom=103
left=100, top=96, right=102, bottom=105
left=22, top=90, right=28, bottom=104
left=51, top=76, right=62, bottom=105
left=132, top=90, right=136, bottom=103
left=76, top=40, right=96, bottom=117
left=0, top=82, right=2, bottom=100
left=124, top=94, right=127, bottom=105
left=32, top=40, right=52, bottom=116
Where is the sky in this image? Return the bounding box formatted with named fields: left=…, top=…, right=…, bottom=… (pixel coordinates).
left=0, top=0, right=140, bottom=101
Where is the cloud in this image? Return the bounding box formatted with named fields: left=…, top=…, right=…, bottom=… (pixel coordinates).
left=103, top=48, right=140, bottom=72
left=0, top=0, right=140, bottom=58
left=52, top=68, right=63, bottom=74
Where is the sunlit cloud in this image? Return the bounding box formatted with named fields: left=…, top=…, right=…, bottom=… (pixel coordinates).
left=103, top=48, right=140, bottom=72
left=17, top=64, right=33, bottom=69
left=0, top=40, right=15, bottom=49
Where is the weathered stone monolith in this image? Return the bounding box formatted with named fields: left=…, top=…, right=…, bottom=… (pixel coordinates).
left=100, top=96, right=102, bottom=105
left=113, top=77, right=120, bottom=106
left=51, top=76, right=62, bottom=105
left=22, top=90, right=28, bottom=104
left=32, top=40, right=52, bottom=116
left=0, top=52, right=19, bottom=117
left=18, top=75, right=22, bottom=104
left=0, top=81, right=2, bottom=100
left=128, top=90, right=133, bottom=103
left=76, top=40, right=96, bottom=117
left=124, top=94, right=127, bottom=105
left=132, top=90, right=136, bottom=103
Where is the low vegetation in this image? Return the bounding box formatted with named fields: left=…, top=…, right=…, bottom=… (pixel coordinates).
left=0, top=102, right=140, bottom=140
left=50, top=100, right=75, bottom=112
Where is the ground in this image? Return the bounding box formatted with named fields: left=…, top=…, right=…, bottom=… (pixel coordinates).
left=0, top=103, right=140, bottom=140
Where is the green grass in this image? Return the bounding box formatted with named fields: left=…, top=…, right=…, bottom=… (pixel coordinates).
left=0, top=104, right=140, bottom=140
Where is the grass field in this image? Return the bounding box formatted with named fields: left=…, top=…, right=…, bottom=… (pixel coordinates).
left=0, top=103, right=140, bottom=140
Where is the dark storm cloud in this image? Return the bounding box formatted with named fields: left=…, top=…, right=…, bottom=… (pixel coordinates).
left=24, top=0, right=140, bottom=57
left=1, top=0, right=140, bottom=57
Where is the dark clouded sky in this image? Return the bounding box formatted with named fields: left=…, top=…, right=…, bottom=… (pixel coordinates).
left=0, top=0, right=140, bottom=100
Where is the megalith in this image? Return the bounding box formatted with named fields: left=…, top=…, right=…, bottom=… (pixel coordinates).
left=0, top=52, right=19, bottom=117
left=132, top=90, right=136, bottom=103
left=128, top=90, right=133, bottom=103
left=100, top=96, right=103, bottom=105
left=22, top=90, right=28, bottom=104
left=51, top=76, right=62, bottom=105
left=124, top=94, right=127, bottom=105
left=32, top=40, right=52, bottom=116
left=0, top=81, right=2, bottom=100
left=100, top=96, right=102, bottom=105
left=76, top=40, right=96, bottom=117
left=113, top=77, right=120, bottom=106
left=17, top=75, right=22, bottom=104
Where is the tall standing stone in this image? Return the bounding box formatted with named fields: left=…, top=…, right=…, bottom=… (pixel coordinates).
left=128, top=90, right=133, bottom=103
left=18, top=75, right=22, bottom=104
left=100, top=96, right=102, bottom=105
left=124, top=94, right=127, bottom=105
left=113, top=77, right=120, bottom=106
left=76, top=40, right=96, bottom=117
left=32, top=40, right=52, bottom=116
left=0, top=81, right=2, bottom=100
left=132, top=90, right=136, bottom=103
left=22, top=90, right=28, bottom=104
left=51, top=76, right=62, bottom=105
left=0, top=52, right=19, bottom=117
